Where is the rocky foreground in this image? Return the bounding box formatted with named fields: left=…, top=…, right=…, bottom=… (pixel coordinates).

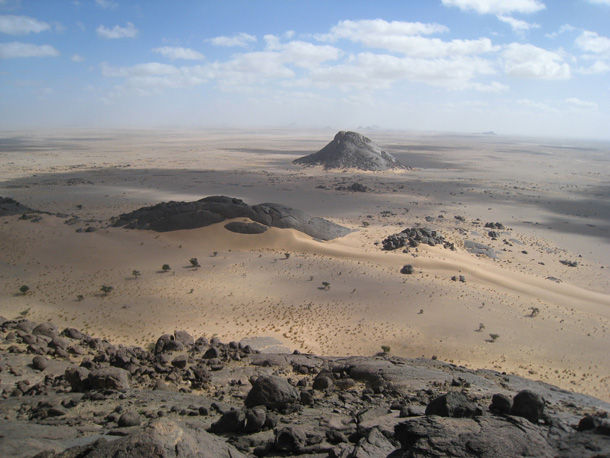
left=0, top=319, right=609, bottom=458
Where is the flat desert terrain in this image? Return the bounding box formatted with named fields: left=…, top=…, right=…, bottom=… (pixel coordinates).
left=1, top=128, right=609, bottom=401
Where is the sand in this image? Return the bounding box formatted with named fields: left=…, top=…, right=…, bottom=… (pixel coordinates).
left=0, top=128, right=609, bottom=401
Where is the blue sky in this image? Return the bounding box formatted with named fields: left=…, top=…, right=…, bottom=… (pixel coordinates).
left=1, top=0, right=609, bottom=138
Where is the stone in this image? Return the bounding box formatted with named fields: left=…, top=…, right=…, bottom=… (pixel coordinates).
left=210, top=409, right=246, bottom=434
left=171, top=355, right=189, bottom=369
left=244, top=406, right=267, bottom=433
left=244, top=376, right=300, bottom=412
left=490, top=393, right=512, bottom=414
left=173, top=330, right=194, bottom=346
left=275, top=426, right=306, bottom=453
left=511, top=390, right=545, bottom=423
left=118, top=411, right=141, bottom=427
left=395, top=415, right=554, bottom=458
left=32, top=323, right=59, bottom=339
left=400, top=264, right=414, bottom=275
left=88, top=367, right=130, bottom=391
left=313, top=373, right=334, bottom=391
left=425, top=391, right=479, bottom=418
left=32, top=355, right=48, bottom=371
left=65, top=366, right=90, bottom=392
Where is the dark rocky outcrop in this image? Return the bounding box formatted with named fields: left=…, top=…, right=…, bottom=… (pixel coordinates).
left=111, top=196, right=352, bottom=241
left=224, top=221, right=268, bottom=235
left=293, top=131, right=409, bottom=171
left=0, top=319, right=608, bottom=458
left=382, top=227, right=456, bottom=252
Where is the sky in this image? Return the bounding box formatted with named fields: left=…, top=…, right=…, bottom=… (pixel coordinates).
left=1, top=0, right=609, bottom=139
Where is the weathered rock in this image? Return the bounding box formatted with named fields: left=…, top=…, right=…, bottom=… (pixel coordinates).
left=395, top=415, right=554, bottom=457
left=65, top=366, right=90, bottom=392
left=171, top=355, right=189, bottom=369
left=400, top=264, right=414, bottom=275
left=244, top=406, right=267, bottom=433
left=31, top=355, right=48, bottom=371
left=244, top=376, right=300, bottom=412
left=275, top=426, right=307, bottom=453
left=425, top=391, right=480, bottom=418
left=210, top=409, right=246, bottom=434
left=118, top=411, right=141, bottom=427
left=33, top=323, right=59, bottom=339
left=111, top=196, right=353, bottom=241
left=224, top=221, right=268, bottom=235
left=490, top=393, right=512, bottom=414
left=293, top=131, right=408, bottom=171
left=173, top=330, right=194, bottom=346
left=88, top=367, right=130, bottom=391
left=511, top=390, right=545, bottom=423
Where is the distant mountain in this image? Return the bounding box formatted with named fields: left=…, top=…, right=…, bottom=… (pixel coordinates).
left=293, top=131, right=409, bottom=171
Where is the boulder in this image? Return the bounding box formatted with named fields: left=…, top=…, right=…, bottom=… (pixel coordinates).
left=210, top=409, right=246, bottom=434
left=400, top=264, right=414, bottom=275
left=32, top=323, right=59, bottom=339
left=88, top=367, right=130, bottom=391
left=425, top=391, right=480, bottom=418
left=395, top=415, right=554, bottom=458
left=274, top=426, right=306, bottom=453
left=244, top=376, right=299, bottom=412
left=32, top=355, right=48, bottom=371
left=118, top=411, right=141, bottom=427
left=511, top=390, right=545, bottom=423
left=490, top=393, right=512, bottom=414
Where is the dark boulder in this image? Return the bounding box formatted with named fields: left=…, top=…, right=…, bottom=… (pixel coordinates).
left=244, top=376, right=299, bottom=413
left=88, top=367, right=130, bottom=391
left=395, top=415, right=554, bottom=458
left=118, top=411, right=141, bottom=427
left=32, top=355, right=48, bottom=371
left=511, top=390, right=545, bottom=423
left=210, top=409, right=246, bottom=434
left=275, top=426, right=306, bottom=453
left=244, top=406, right=267, bottom=433
left=400, top=264, right=414, bottom=275
left=425, top=391, right=480, bottom=418
left=490, top=393, right=512, bottom=414
left=173, top=330, right=194, bottom=346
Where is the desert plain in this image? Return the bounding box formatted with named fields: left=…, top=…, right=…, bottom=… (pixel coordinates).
left=0, top=127, right=608, bottom=402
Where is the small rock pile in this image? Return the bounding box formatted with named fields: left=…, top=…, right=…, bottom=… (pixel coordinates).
left=382, top=227, right=456, bottom=252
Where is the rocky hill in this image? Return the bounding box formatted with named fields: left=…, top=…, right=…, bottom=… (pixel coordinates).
left=0, top=318, right=608, bottom=458
left=110, top=196, right=353, bottom=241
left=293, top=131, right=409, bottom=171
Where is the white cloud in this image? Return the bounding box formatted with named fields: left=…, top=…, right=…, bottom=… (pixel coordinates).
left=101, top=62, right=211, bottom=96
left=470, top=81, right=509, bottom=92
left=318, top=19, right=448, bottom=43
left=502, top=43, right=570, bottom=79
left=96, top=22, right=137, bottom=39
left=263, top=37, right=340, bottom=69
left=545, top=24, right=575, bottom=39
left=565, top=97, right=598, bottom=110
left=152, top=46, right=205, bottom=61
left=208, top=32, right=256, bottom=48
left=0, top=14, right=50, bottom=34
left=71, top=53, right=85, bottom=62
left=496, top=15, right=540, bottom=33
left=315, top=19, right=496, bottom=58
left=95, top=0, right=117, bottom=9
left=307, top=52, right=496, bottom=90
left=0, top=41, right=59, bottom=58
left=442, top=0, right=545, bottom=14
left=587, top=0, right=610, bottom=5
left=575, top=31, right=610, bottom=55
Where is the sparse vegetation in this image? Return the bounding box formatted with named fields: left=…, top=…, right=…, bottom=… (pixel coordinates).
left=284, top=252, right=290, bottom=260
left=100, top=285, right=114, bottom=296
left=162, top=264, right=171, bottom=273
left=529, top=307, right=540, bottom=318
left=489, top=333, right=500, bottom=342
left=212, top=251, right=218, bottom=257
left=19, top=285, right=30, bottom=295
left=189, top=258, right=200, bottom=268
left=322, top=281, right=330, bottom=291
left=132, top=270, right=141, bottom=279
left=381, top=345, right=391, bottom=354
left=77, top=295, right=84, bottom=302
left=476, top=323, right=485, bottom=332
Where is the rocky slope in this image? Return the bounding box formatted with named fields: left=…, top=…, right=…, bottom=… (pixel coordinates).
left=0, top=318, right=608, bottom=458
left=293, top=131, right=409, bottom=171
left=110, top=196, right=353, bottom=241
